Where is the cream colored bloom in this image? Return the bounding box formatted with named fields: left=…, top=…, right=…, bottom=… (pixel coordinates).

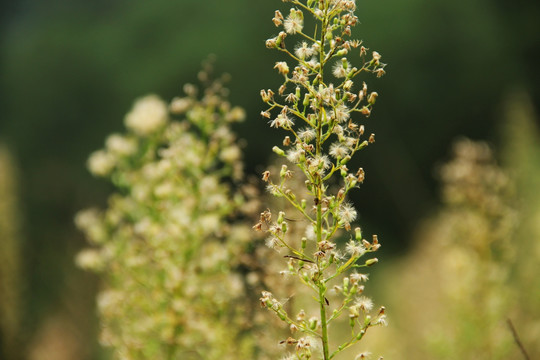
left=220, top=145, right=241, bottom=163
left=105, top=134, right=137, bottom=156
left=125, top=95, right=168, bottom=136
left=75, top=248, right=104, bottom=271
left=87, top=150, right=115, bottom=176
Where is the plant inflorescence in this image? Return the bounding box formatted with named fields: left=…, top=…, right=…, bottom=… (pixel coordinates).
left=76, top=64, right=260, bottom=360
left=254, top=1, right=387, bottom=359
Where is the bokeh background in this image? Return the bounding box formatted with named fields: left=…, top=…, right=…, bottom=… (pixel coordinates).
left=1, top=0, right=539, bottom=358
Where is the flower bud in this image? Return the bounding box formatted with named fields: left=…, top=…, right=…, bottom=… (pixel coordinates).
left=272, top=146, right=285, bottom=156
left=277, top=211, right=285, bottom=224
left=340, top=155, right=351, bottom=165
left=266, top=38, right=277, bottom=49
left=303, top=93, right=311, bottom=107
left=368, top=92, right=378, bottom=105
left=280, top=164, right=288, bottom=178
left=360, top=106, right=371, bottom=116
left=281, top=136, right=290, bottom=147
left=309, top=317, right=318, bottom=330
left=274, top=61, right=289, bottom=75
left=355, top=227, right=362, bottom=241
left=365, top=258, right=379, bottom=266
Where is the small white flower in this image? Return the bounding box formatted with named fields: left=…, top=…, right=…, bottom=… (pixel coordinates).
left=333, top=60, right=351, bottom=78
left=355, top=296, right=374, bottom=312
left=345, top=240, right=366, bottom=256
left=274, top=61, right=290, bottom=75
left=307, top=155, right=331, bottom=172
left=219, top=145, right=241, bottom=163
left=225, top=106, right=246, bottom=122
left=350, top=272, right=369, bottom=283
left=295, top=41, right=315, bottom=59
left=339, top=202, right=357, bottom=223
left=375, top=314, right=388, bottom=326
left=286, top=148, right=304, bottom=163
left=106, top=134, right=137, bottom=156
left=284, top=9, right=303, bottom=34
left=331, top=104, right=351, bottom=123
left=329, top=143, right=349, bottom=159
left=75, top=248, right=104, bottom=271
left=125, top=95, right=168, bottom=136
left=87, top=150, right=115, bottom=177
left=169, top=97, right=192, bottom=114
left=306, top=57, right=320, bottom=69
left=298, top=128, right=316, bottom=142
left=355, top=352, right=372, bottom=360
left=270, top=113, right=294, bottom=129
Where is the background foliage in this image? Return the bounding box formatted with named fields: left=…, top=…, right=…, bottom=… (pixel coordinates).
left=1, top=0, right=539, bottom=358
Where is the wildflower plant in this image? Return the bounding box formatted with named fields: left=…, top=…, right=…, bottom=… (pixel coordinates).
left=76, top=65, right=258, bottom=359
left=370, top=138, right=521, bottom=359
left=255, top=1, right=387, bottom=358
left=0, top=145, right=22, bottom=360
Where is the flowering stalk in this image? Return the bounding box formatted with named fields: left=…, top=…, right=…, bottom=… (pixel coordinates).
left=76, top=65, right=258, bottom=359
left=255, top=1, right=387, bottom=359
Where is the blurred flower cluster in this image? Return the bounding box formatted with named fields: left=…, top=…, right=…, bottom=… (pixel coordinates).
left=256, top=0, right=387, bottom=358
left=75, top=66, right=260, bottom=359
left=0, top=145, right=22, bottom=360
left=369, top=113, right=540, bottom=359
left=422, top=138, right=518, bottom=358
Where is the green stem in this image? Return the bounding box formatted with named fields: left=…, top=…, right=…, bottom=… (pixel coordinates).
left=317, top=5, right=332, bottom=358
left=319, top=282, right=330, bottom=359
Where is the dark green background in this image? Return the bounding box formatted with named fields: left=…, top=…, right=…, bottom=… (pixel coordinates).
left=1, top=0, right=539, bottom=358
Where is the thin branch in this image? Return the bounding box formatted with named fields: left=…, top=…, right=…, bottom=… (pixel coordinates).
left=507, top=318, right=530, bottom=360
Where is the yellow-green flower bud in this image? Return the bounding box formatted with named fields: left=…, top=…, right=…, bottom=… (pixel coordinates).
left=280, top=164, right=288, bottom=178
left=365, top=258, right=379, bottom=266
left=272, top=146, right=285, bottom=156
left=355, top=227, right=362, bottom=241
left=303, top=93, right=310, bottom=107
left=277, top=211, right=285, bottom=224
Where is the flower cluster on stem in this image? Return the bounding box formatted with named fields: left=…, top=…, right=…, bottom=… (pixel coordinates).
left=76, top=65, right=258, bottom=360
left=255, top=1, right=387, bottom=359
